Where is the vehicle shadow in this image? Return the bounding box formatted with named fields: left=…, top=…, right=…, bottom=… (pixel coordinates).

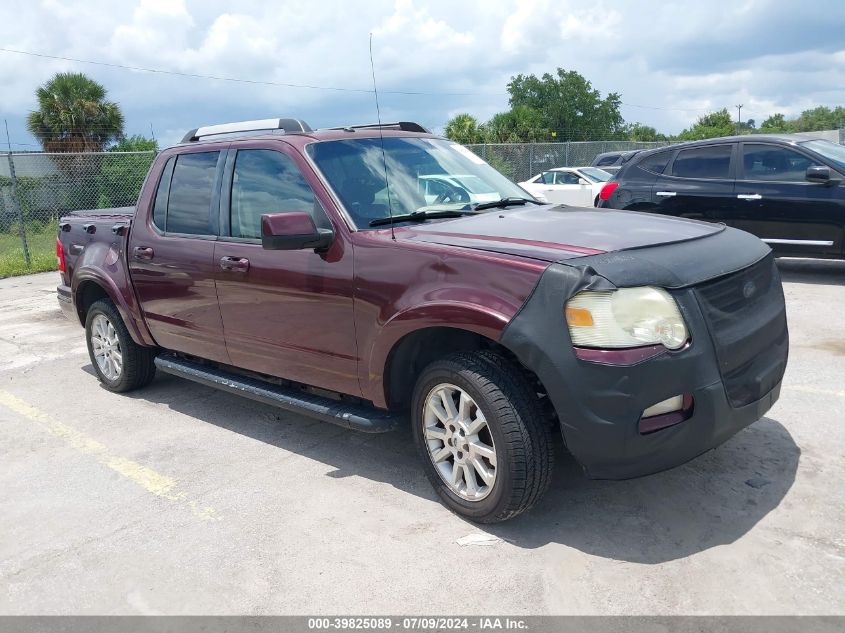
left=777, top=257, right=845, bottom=286
left=119, top=369, right=799, bottom=565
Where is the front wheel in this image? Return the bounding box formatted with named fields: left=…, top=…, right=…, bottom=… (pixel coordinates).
left=85, top=299, right=156, bottom=392
left=411, top=351, right=554, bottom=523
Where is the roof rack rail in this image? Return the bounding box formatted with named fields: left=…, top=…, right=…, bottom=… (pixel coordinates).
left=327, top=121, right=431, bottom=133
left=181, top=118, right=313, bottom=143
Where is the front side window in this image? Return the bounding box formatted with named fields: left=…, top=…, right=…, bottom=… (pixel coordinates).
left=671, top=145, right=732, bottom=180
left=166, top=152, right=220, bottom=235
left=230, top=150, right=316, bottom=239
left=556, top=171, right=580, bottom=185
left=741, top=144, right=813, bottom=182
left=307, top=137, right=532, bottom=229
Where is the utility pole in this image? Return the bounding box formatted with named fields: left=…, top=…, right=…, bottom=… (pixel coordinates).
left=735, top=104, right=743, bottom=135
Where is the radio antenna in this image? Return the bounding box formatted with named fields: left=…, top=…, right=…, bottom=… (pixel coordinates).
left=369, top=33, right=395, bottom=240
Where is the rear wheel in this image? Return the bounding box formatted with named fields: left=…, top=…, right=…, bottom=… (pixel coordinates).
left=411, top=351, right=554, bottom=523
left=85, top=299, right=156, bottom=392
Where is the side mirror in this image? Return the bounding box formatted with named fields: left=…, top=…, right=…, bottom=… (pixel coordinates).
left=806, top=165, right=831, bottom=185
left=578, top=177, right=590, bottom=186
left=261, top=212, right=334, bottom=251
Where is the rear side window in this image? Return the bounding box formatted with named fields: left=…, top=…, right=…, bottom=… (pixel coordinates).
left=166, top=152, right=220, bottom=235
left=741, top=144, right=813, bottom=182
left=230, top=150, right=316, bottom=239
left=671, top=145, right=732, bottom=179
left=638, top=150, right=671, bottom=175
left=151, top=157, right=175, bottom=231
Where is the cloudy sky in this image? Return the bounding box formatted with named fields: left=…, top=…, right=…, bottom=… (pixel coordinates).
left=1, top=0, right=844, bottom=149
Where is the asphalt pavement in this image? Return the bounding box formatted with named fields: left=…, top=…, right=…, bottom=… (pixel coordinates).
left=0, top=261, right=842, bottom=614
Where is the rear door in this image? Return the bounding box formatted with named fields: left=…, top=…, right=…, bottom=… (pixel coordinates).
left=128, top=148, right=230, bottom=363
left=213, top=142, right=360, bottom=396
left=734, top=141, right=844, bottom=258
left=651, top=143, right=737, bottom=223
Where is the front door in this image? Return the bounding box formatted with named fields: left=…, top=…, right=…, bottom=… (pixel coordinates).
left=733, top=142, right=844, bottom=258
left=127, top=149, right=230, bottom=364
left=651, top=143, right=737, bottom=224
left=536, top=171, right=592, bottom=205
left=213, top=144, right=360, bottom=397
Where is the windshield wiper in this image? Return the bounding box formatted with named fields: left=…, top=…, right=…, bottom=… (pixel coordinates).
left=369, top=209, right=475, bottom=227
left=472, top=197, right=543, bottom=211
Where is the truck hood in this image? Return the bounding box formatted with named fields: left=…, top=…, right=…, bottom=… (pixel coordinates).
left=400, top=206, right=724, bottom=262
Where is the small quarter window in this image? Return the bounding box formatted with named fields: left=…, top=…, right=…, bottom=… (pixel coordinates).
left=151, top=157, right=175, bottom=231
left=638, top=150, right=671, bottom=175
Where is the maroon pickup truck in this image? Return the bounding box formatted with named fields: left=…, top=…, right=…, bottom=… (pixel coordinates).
left=57, top=118, right=788, bottom=522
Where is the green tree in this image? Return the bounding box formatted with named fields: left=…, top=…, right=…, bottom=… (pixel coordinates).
left=27, top=72, right=124, bottom=152
left=444, top=114, right=485, bottom=144
left=760, top=113, right=792, bottom=133
left=111, top=134, right=158, bottom=152
left=624, top=123, right=667, bottom=142
left=677, top=108, right=735, bottom=140
left=506, top=68, right=624, bottom=141
left=483, top=106, right=549, bottom=143
left=792, top=106, right=845, bottom=132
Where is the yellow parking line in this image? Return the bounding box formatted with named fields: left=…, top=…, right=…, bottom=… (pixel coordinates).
left=0, top=390, right=219, bottom=521
left=786, top=385, right=845, bottom=399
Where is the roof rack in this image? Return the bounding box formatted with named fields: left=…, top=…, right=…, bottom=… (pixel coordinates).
left=327, top=121, right=430, bottom=133
left=181, top=118, right=313, bottom=143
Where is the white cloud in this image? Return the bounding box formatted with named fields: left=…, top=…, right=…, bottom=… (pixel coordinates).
left=0, top=0, right=843, bottom=149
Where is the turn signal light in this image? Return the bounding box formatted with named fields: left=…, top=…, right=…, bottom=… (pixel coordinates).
left=565, top=306, right=594, bottom=327
left=598, top=181, right=618, bottom=201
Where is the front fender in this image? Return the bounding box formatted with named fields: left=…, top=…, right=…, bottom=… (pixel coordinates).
left=72, top=241, right=155, bottom=347
left=363, top=301, right=510, bottom=407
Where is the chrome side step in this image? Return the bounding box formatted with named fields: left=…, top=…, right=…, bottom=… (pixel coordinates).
left=154, top=355, right=400, bottom=434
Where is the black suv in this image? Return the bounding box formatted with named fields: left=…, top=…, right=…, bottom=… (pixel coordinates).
left=598, top=135, right=845, bottom=259
left=591, top=149, right=643, bottom=174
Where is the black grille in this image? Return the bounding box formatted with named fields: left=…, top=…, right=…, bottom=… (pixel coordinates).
left=695, top=254, right=788, bottom=408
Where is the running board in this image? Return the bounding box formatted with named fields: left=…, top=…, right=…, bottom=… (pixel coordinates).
left=154, top=355, right=400, bottom=433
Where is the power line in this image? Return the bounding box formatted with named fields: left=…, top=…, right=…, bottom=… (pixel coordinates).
left=1, top=46, right=736, bottom=113
left=0, top=47, right=494, bottom=97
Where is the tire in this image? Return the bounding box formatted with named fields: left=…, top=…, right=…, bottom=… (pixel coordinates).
left=411, top=350, right=554, bottom=523
left=85, top=298, right=156, bottom=393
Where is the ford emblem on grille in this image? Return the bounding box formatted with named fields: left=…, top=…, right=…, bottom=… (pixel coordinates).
left=742, top=280, right=757, bottom=298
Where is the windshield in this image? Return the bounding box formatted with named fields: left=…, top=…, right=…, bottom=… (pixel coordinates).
left=578, top=167, right=612, bottom=183
left=307, top=137, right=534, bottom=228
left=800, top=139, right=845, bottom=171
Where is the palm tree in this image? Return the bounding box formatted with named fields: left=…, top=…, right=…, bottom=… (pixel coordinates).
left=27, top=73, right=124, bottom=152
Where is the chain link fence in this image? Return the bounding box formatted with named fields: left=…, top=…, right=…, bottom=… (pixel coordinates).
left=0, top=151, right=155, bottom=277
left=465, top=140, right=672, bottom=183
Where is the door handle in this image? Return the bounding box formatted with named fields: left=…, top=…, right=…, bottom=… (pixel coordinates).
left=219, top=256, right=250, bottom=272
left=737, top=194, right=762, bottom=200
left=133, top=246, right=154, bottom=260
left=655, top=191, right=677, bottom=197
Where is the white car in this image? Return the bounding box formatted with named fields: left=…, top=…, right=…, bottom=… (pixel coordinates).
left=418, top=174, right=501, bottom=205
left=519, top=167, right=613, bottom=207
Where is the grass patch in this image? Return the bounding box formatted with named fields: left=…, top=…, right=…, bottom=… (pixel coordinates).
left=0, top=228, right=58, bottom=278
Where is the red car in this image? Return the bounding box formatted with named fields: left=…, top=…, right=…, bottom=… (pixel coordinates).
left=57, top=119, right=788, bottom=522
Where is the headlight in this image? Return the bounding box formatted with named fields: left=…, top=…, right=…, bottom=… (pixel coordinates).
left=565, top=287, right=688, bottom=349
